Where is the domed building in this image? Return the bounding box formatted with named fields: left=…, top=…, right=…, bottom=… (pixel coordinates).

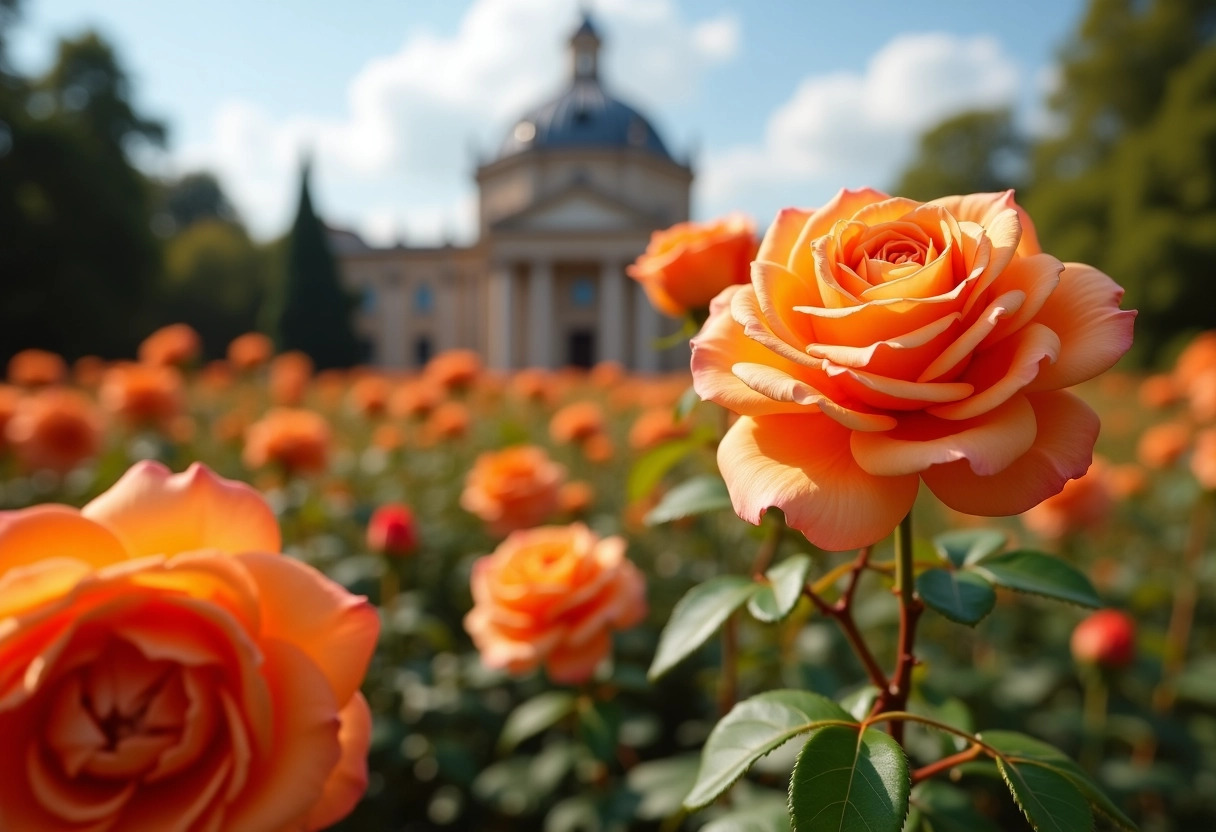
left=336, top=12, right=693, bottom=372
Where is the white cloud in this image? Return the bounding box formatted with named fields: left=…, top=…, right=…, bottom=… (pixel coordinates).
left=696, top=32, right=1021, bottom=227
left=171, top=0, right=737, bottom=243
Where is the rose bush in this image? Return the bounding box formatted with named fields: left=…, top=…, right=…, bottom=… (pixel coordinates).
left=0, top=461, right=378, bottom=830
left=464, top=523, right=646, bottom=684
left=692, top=188, right=1136, bottom=550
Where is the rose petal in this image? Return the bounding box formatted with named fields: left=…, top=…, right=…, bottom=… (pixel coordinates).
left=303, top=693, right=372, bottom=830
left=929, top=323, right=1061, bottom=420
left=83, top=461, right=281, bottom=559
left=850, top=394, right=1036, bottom=477
left=781, top=188, right=890, bottom=273
left=918, top=290, right=1027, bottom=382
left=922, top=390, right=1098, bottom=516
left=234, top=552, right=379, bottom=707
left=545, top=629, right=611, bottom=685
left=1024, top=263, right=1137, bottom=392
left=0, top=506, right=128, bottom=574
left=929, top=190, right=1042, bottom=257
left=718, top=413, right=919, bottom=551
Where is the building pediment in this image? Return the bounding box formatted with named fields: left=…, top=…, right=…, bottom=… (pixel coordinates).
left=491, top=183, right=657, bottom=234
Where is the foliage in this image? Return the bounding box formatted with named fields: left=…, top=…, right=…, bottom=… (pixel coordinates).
left=893, top=109, right=1025, bottom=202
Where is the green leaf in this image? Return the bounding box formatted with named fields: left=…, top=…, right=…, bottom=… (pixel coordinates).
left=626, top=755, right=701, bottom=820
left=497, top=691, right=577, bottom=753
left=748, top=555, right=813, bottom=623
left=674, top=383, right=701, bottom=422
left=980, top=731, right=1136, bottom=831
left=840, top=686, right=881, bottom=722
left=649, top=576, right=759, bottom=681
left=932, top=529, right=1007, bottom=567
left=996, top=757, right=1092, bottom=832
left=702, top=790, right=792, bottom=831
left=577, top=699, right=619, bottom=762
left=907, top=781, right=1000, bottom=832
left=645, top=474, right=734, bottom=525
left=969, top=550, right=1102, bottom=608
left=684, top=690, right=855, bottom=809
left=626, top=428, right=712, bottom=502
left=788, top=725, right=909, bottom=832
left=916, top=569, right=997, bottom=626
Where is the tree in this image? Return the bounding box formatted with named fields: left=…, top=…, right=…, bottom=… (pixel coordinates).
left=893, top=109, right=1025, bottom=201
left=152, top=172, right=239, bottom=237
left=0, top=29, right=165, bottom=361
left=272, top=162, right=365, bottom=368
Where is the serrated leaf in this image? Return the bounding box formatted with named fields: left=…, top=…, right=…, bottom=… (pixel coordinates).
left=788, top=725, right=909, bottom=832
left=626, top=428, right=712, bottom=502
left=907, top=781, right=1000, bottom=832
left=916, top=569, right=997, bottom=625
left=840, top=686, right=881, bottom=722
left=645, top=474, right=734, bottom=525
left=748, top=555, right=813, bottom=623
left=649, top=576, right=759, bottom=681
left=684, top=690, right=855, bottom=809
left=497, top=691, right=577, bottom=753
left=980, top=731, right=1136, bottom=831
left=932, top=529, right=1007, bottom=567
left=969, top=550, right=1101, bottom=608
left=996, top=757, right=1092, bottom=832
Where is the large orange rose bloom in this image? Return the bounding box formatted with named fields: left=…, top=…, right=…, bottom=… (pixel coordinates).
left=692, top=189, right=1136, bottom=551
left=460, top=445, right=566, bottom=535
left=464, top=524, right=646, bottom=683
left=628, top=214, right=757, bottom=317
left=0, top=461, right=378, bottom=830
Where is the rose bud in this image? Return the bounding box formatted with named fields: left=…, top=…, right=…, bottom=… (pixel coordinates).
left=368, top=503, right=419, bottom=557
left=1071, top=609, right=1136, bottom=669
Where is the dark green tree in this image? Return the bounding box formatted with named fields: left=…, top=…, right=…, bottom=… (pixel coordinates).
left=0, top=28, right=165, bottom=361
left=272, top=162, right=365, bottom=368
left=151, top=171, right=239, bottom=237
left=894, top=108, right=1026, bottom=201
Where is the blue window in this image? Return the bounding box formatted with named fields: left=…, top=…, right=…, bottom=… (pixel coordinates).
left=571, top=277, right=595, bottom=308
left=414, top=284, right=434, bottom=315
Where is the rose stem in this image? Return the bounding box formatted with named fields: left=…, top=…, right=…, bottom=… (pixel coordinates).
left=883, top=512, right=923, bottom=744
left=803, top=546, right=889, bottom=693
left=1153, top=489, right=1213, bottom=713
left=1080, top=663, right=1109, bottom=772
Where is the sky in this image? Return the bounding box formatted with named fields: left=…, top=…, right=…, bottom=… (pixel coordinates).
left=11, top=0, right=1087, bottom=245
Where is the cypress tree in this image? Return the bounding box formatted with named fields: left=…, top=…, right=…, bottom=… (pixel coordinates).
left=274, top=161, right=365, bottom=368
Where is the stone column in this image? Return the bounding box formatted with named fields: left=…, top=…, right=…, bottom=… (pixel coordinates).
left=527, top=259, right=554, bottom=368
left=633, top=280, right=662, bottom=372
left=597, top=259, right=625, bottom=364
left=488, top=262, right=514, bottom=371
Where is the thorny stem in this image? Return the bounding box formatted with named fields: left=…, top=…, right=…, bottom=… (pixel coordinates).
left=804, top=546, right=889, bottom=693
left=1153, top=489, right=1213, bottom=712
left=911, top=744, right=984, bottom=785
left=880, top=513, right=923, bottom=743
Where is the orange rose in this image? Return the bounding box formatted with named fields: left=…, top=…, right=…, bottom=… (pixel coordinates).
left=390, top=378, right=444, bottom=419
left=461, top=445, right=565, bottom=535
left=98, top=362, right=186, bottom=430
left=228, top=332, right=275, bottom=372
left=424, top=349, right=482, bottom=392
left=269, top=351, right=314, bottom=406
left=692, top=189, right=1135, bottom=550
left=243, top=408, right=332, bottom=475
left=138, top=323, right=202, bottom=368
left=628, top=214, right=758, bottom=317
left=423, top=400, right=472, bottom=443
left=7, top=348, right=67, bottom=388
left=549, top=400, right=606, bottom=446
left=348, top=375, right=391, bottom=419
left=4, top=387, right=105, bottom=474
left=629, top=406, right=692, bottom=450
left=1136, top=421, right=1191, bottom=470
left=464, top=523, right=646, bottom=683
left=1020, top=456, right=1114, bottom=541
left=0, top=461, right=378, bottom=830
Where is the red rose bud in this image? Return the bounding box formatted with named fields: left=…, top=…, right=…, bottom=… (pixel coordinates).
left=368, top=503, right=418, bottom=556
left=1071, top=609, right=1136, bottom=669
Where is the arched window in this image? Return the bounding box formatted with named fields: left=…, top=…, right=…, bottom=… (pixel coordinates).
left=414, top=284, right=434, bottom=315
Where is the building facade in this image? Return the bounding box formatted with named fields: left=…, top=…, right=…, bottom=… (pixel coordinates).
left=335, top=14, right=693, bottom=372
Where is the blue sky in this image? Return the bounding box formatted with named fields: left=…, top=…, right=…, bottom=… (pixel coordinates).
left=12, top=0, right=1086, bottom=243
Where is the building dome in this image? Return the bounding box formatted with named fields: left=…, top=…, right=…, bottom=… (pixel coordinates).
left=497, top=13, right=673, bottom=161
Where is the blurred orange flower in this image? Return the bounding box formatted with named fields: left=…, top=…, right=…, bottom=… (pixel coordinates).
left=464, top=523, right=646, bottom=683
left=691, top=189, right=1135, bottom=551
left=98, top=362, right=186, bottom=430
left=583, top=433, right=615, bottom=464
left=549, top=400, right=606, bottom=445
left=348, top=375, right=391, bottom=419
left=1192, top=427, right=1216, bottom=490
left=425, top=349, right=482, bottom=392
left=243, top=408, right=332, bottom=475
left=1173, top=330, right=1216, bottom=394
left=628, top=213, right=757, bottom=317
left=7, top=348, right=67, bottom=388
left=390, top=378, right=444, bottom=419
left=4, top=387, right=104, bottom=474
left=558, top=480, right=595, bottom=515
left=461, top=445, right=565, bottom=535
left=424, top=401, right=472, bottom=442
left=269, top=351, right=314, bottom=406
left=589, top=361, right=626, bottom=389
left=1138, top=373, right=1180, bottom=410
left=0, top=384, right=19, bottom=452
left=1136, top=421, right=1191, bottom=470
left=0, top=461, right=377, bottom=830
left=1020, top=457, right=1114, bottom=541
left=228, top=332, right=275, bottom=372
left=1107, top=463, right=1148, bottom=500
left=72, top=355, right=106, bottom=389
left=510, top=368, right=556, bottom=405
left=629, top=406, right=692, bottom=450
left=138, top=323, right=202, bottom=368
